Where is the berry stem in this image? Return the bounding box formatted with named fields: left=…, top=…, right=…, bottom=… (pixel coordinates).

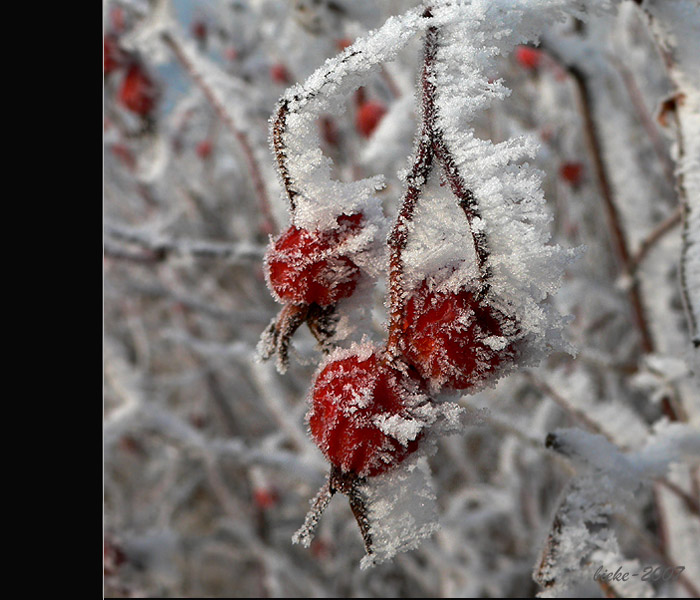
left=434, top=138, right=493, bottom=295
left=292, top=478, right=335, bottom=548
left=329, top=467, right=373, bottom=557
left=386, top=23, right=438, bottom=357
left=386, top=17, right=492, bottom=357
left=272, top=99, right=300, bottom=216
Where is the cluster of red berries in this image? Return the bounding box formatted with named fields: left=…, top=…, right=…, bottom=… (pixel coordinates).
left=264, top=32, right=523, bottom=556
left=264, top=211, right=518, bottom=479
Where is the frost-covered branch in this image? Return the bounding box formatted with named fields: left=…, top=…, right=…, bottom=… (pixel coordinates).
left=104, top=222, right=264, bottom=262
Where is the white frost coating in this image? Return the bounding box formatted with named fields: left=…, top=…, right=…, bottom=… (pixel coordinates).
left=359, top=456, right=439, bottom=569
left=360, top=94, right=417, bottom=173
left=120, top=0, right=174, bottom=64
left=421, top=0, right=627, bottom=366
left=550, top=424, right=700, bottom=483
left=538, top=421, right=699, bottom=596
left=274, top=9, right=430, bottom=277
left=644, top=0, right=700, bottom=354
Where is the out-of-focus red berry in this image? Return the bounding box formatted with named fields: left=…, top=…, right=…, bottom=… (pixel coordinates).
left=104, top=35, right=122, bottom=75
left=319, top=116, right=339, bottom=148
left=191, top=20, right=207, bottom=42
left=224, top=46, right=238, bottom=62
left=515, top=45, right=542, bottom=70
left=104, top=538, right=127, bottom=576
left=336, top=38, right=353, bottom=51
left=559, top=162, right=584, bottom=186
left=118, top=64, right=158, bottom=116
left=253, top=487, right=278, bottom=510
left=270, top=63, right=291, bottom=85
left=111, top=143, right=136, bottom=170
left=265, top=214, right=363, bottom=307
left=308, top=349, right=423, bottom=477
left=400, top=283, right=518, bottom=391
left=196, top=139, right=213, bottom=159
left=111, top=7, right=125, bottom=33
left=356, top=101, right=387, bottom=138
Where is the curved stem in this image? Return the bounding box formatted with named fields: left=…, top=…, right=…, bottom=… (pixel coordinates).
left=386, top=24, right=439, bottom=357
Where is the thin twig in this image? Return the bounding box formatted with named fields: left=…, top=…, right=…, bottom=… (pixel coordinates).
left=524, top=371, right=616, bottom=443
left=540, top=43, right=658, bottom=362
left=161, top=31, right=276, bottom=235
left=569, top=63, right=656, bottom=355
left=105, top=222, right=263, bottom=262
left=630, top=206, right=682, bottom=271
left=611, top=56, right=676, bottom=185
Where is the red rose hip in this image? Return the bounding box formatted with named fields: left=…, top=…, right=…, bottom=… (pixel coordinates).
left=118, top=64, right=158, bottom=116
left=401, top=283, right=518, bottom=391
left=515, top=45, right=542, bottom=70
left=355, top=101, right=387, bottom=138
left=265, top=214, right=363, bottom=307
left=308, top=349, right=423, bottom=477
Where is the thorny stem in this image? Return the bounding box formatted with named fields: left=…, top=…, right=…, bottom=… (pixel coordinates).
left=272, top=99, right=300, bottom=216
left=161, top=32, right=276, bottom=236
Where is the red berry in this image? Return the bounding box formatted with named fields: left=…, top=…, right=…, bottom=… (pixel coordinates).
left=319, top=116, right=339, bottom=148
left=191, top=20, right=207, bottom=41
left=309, top=349, right=424, bottom=477
left=253, top=487, right=278, bottom=510
left=196, top=139, right=213, bottom=159
left=265, top=214, right=363, bottom=307
left=103, top=538, right=127, bottom=576
left=355, top=101, right=387, bottom=138
left=104, top=35, right=122, bottom=75
left=118, top=64, right=158, bottom=116
left=270, top=63, right=291, bottom=85
left=401, top=283, right=518, bottom=391
left=224, top=46, right=238, bottom=62
left=111, top=143, right=135, bottom=170
left=515, top=45, right=542, bottom=70
left=559, top=162, right=584, bottom=186
left=111, top=7, right=125, bottom=33
left=336, top=37, right=353, bottom=52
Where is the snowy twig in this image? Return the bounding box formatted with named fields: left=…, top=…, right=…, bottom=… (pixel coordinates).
left=161, top=31, right=276, bottom=235
left=630, top=205, right=682, bottom=271
left=568, top=60, right=656, bottom=356
left=104, top=222, right=264, bottom=262
left=524, top=372, right=616, bottom=444
left=611, top=56, right=676, bottom=185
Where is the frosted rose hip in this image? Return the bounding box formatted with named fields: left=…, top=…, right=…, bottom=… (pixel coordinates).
left=265, top=215, right=363, bottom=307
left=119, top=64, right=158, bottom=116
left=401, top=284, right=518, bottom=391
left=309, top=351, right=423, bottom=477
left=356, top=101, right=387, bottom=138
